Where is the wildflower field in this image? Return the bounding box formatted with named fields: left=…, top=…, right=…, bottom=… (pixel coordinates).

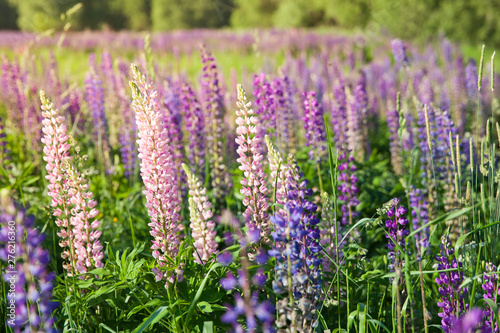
left=0, top=29, right=499, bottom=333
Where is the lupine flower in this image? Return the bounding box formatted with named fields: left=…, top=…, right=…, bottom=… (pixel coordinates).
left=182, top=164, right=217, bottom=265
left=84, top=68, right=111, bottom=171
left=482, top=263, right=500, bottom=333
left=271, top=156, right=322, bottom=331
left=235, top=84, right=270, bottom=240
left=302, top=91, right=326, bottom=162
left=271, top=77, right=291, bottom=152
left=40, top=91, right=104, bottom=275
left=391, top=39, right=409, bottom=67
left=337, top=153, right=359, bottom=226
left=384, top=198, right=409, bottom=272
left=451, top=308, right=484, bottom=333
left=200, top=45, right=232, bottom=199
left=436, top=235, right=467, bottom=332
left=408, top=187, right=430, bottom=257
left=346, top=90, right=364, bottom=159
left=386, top=102, right=403, bottom=174
left=465, top=60, right=478, bottom=101
left=182, top=82, right=206, bottom=177
left=0, top=192, right=58, bottom=332
left=129, top=64, right=183, bottom=287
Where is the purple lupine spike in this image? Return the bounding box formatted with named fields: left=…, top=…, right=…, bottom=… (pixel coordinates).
left=436, top=235, right=468, bottom=332
left=354, top=71, right=371, bottom=156
left=465, top=60, right=478, bottom=101
left=482, top=263, right=500, bottom=333
left=435, top=108, right=458, bottom=178
left=271, top=77, right=290, bottom=151
left=130, top=64, right=183, bottom=288
left=200, top=45, right=232, bottom=199
left=418, top=76, right=434, bottom=106
left=346, top=89, right=364, bottom=159
left=101, top=51, right=117, bottom=96
left=84, top=68, right=111, bottom=171
left=451, top=308, right=485, bottom=333
left=0, top=193, right=58, bottom=332
left=338, top=153, right=359, bottom=226
left=391, top=39, right=409, bottom=67
left=386, top=101, right=403, bottom=174
left=270, top=154, right=322, bottom=330
left=282, top=74, right=299, bottom=153
left=408, top=187, right=430, bottom=257
left=384, top=198, right=409, bottom=272
left=253, top=73, right=274, bottom=140
left=302, top=90, right=326, bottom=162
left=331, top=77, right=348, bottom=151
left=235, top=84, right=270, bottom=240
left=161, top=80, right=186, bottom=199
left=181, top=82, right=206, bottom=177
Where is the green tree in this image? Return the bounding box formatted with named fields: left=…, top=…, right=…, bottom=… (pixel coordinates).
left=110, top=0, right=151, bottom=30
left=230, top=0, right=279, bottom=28
left=151, top=0, right=233, bottom=31
left=0, top=0, right=18, bottom=29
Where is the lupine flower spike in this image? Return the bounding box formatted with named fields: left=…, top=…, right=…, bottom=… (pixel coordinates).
left=129, top=64, right=183, bottom=287
left=182, top=163, right=218, bottom=265
left=235, top=84, right=270, bottom=240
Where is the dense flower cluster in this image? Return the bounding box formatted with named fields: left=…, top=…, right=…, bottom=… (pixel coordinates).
left=482, top=263, right=500, bottom=333
left=302, top=90, right=326, bottom=162
left=41, top=90, right=104, bottom=275
left=408, top=187, right=430, bottom=257
left=0, top=191, right=58, bottom=332
left=384, top=198, right=409, bottom=271
left=182, top=82, right=206, bottom=176
left=270, top=155, right=322, bottom=332
left=129, top=64, right=183, bottom=287
left=436, top=235, right=467, bottom=332
left=183, top=164, right=217, bottom=265
left=201, top=45, right=232, bottom=199
left=235, top=84, right=269, bottom=239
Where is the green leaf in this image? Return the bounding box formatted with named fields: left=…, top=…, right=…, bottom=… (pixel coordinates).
left=202, top=321, right=214, bottom=333
left=132, top=306, right=171, bottom=333
left=197, top=301, right=213, bottom=313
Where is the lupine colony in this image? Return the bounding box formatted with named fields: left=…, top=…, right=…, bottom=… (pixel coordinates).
left=2, top=30, right=500, bottom=332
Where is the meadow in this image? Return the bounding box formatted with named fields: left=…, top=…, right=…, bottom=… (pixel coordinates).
left=0, top=29, right=498, bottom=333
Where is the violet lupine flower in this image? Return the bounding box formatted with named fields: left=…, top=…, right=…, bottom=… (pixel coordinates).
left=302, top=91, right=326, bottom=162
left=391, top=39, right=409, bottom=67
left=331, top=77, right=348, bottom=152
left=129, top=64, right=183, bottom=288
left=482, top=263, right=500, bottom=333
left=0, top=193, right=58, bottom=332
left=253, top=73, right=275, bottom=140
left=270, top=155, right=322, bottom=331
left=272, top=77, right=290, bottom=152
left=181, top=82, right=206, bottom=177
left=182, top=164, right=218, bottom=265
left=220, top=268, right=275, bottom=333
left=235, top=84, right=270, bottom=240
left=451, top=308, right=485, bottom=333
left=408, top=187, right=430, bottom=257
left=353, top=72, right=371, bottom=157
left=465, top=60, right=478, bottom=101
left=84, top=69, right=111, bottom=171
left=40, top=91, right=104, bottom=275
left=338, top=153, right=359, bottom=226
left=436, top=235, right=467, bottom=333
left=200, top=45, right=232, bottom=200
left=384, top=198, right=409, bottom=272
left=418, top=76, right=434, bottom=106
left=346, top=90, right=364, bottom=160
left=386, top=102, right=403, bottom=175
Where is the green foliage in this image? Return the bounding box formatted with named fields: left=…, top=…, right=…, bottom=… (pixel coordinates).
left=0, top=0, right=18, bottom=30
left=151, top=0, right=233, bottom=31
left=230, top=0, right=279, bottom=28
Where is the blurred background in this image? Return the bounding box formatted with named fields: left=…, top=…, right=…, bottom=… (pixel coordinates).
left=1, top=0, right=499, bottom=46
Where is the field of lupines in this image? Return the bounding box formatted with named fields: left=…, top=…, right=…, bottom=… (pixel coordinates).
left=0, top=29, right=499, bottom=333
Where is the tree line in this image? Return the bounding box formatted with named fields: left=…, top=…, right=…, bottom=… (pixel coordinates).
left=1, top=0, right=500, bottom=46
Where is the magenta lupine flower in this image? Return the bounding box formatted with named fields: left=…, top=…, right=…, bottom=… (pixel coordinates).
left=129, top=64, right=183, bottom=287
left=0, top=193, right=58, bottom=332
left=235, top=84, right=270, bottom=240
left=451, top=308, right=485, bottom=333
left=200, top=45, right=232, bottom=199
left=40, top=91, right=104, bottom=275
left=302, top=91, right=326, bottom=162
left=253, top=73, right=274, bottom=140
left=391, top=39, right=409, bottom=67
left=181, top=82, right=206, bottom=176
left=182, top=164, right=218, bottom=265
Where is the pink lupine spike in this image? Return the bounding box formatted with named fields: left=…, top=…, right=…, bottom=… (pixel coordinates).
left=235, top=84, right=270, bottom=240
left=129, top=64, right=183, bottom=288
left=182, top=164, right=218, bottom=265
left=40, top=91, right=104, bottom=276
